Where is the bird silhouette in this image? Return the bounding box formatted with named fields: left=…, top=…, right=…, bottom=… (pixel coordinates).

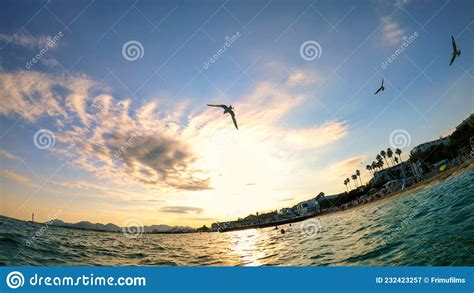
left=449, top=35, right=461, bottom=66
left=207, top=104, right=239, bottom=129
left=374, top=79, right=385, bottom=95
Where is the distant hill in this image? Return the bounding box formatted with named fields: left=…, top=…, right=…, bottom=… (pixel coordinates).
left=48, top=219, right=193, bottom=233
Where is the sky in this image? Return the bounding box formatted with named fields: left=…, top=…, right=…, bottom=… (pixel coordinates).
left=0, top=0, right=472, bottom=227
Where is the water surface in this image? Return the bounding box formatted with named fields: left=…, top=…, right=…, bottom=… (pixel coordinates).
left=1, top=168, right=473, bottom=266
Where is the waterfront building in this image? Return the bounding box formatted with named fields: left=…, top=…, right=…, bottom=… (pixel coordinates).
left=410, top=137, right=450, bottom=155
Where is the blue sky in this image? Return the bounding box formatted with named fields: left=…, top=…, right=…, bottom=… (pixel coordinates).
left=0, top=0, right=472, bottom=226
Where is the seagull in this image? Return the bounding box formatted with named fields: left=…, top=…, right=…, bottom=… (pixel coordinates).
left=449, top=35, right=461, bottom=66
left=207, top=104, right=239, bottom=129
left=374, top=79, right=385, bottom=95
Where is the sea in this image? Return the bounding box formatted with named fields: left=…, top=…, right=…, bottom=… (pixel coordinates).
left=1, top=167, right=473, bottom=266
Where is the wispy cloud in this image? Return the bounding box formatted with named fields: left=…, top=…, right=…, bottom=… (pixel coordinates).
left=159, top=206, right=204, bottom=214
left=394, top=0, right=411, bottom=8
left=0, top=33, right=59, bottom=49
left=0, top=169, right=37, bottom=188
left=327, top=155, right=367, bottom=179
left=0, top=150, right=20, bottom=161
left=278, top=197, right=294, bottom=202
left=380, top=16, right=406, bottom=45
left=287, top=70, right=318, bottom=87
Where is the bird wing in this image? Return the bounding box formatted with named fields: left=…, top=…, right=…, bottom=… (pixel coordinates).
left=382, top=79, right=384, bottom=86
left=374, top=86, right=382, bottom=95
left=207, top=104, right=227, bottom=109
left=451, top=35, right=457, bottom=52
left=230, top=111, right=238, bottom=130
left=449, top=54, right=456, bottom=66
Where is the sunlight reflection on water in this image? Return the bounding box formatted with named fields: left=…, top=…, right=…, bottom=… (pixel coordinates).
left=1, top=168, right=473, bottom=266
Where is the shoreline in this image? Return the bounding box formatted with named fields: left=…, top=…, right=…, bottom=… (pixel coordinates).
left=316, top=159, right=474, bottom=220
left=220, top=159, right=474, bottom=232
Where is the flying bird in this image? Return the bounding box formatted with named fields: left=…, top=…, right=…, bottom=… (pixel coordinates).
left=374, top=79, right=385, bottom=95
left=207, top=104, right=239, bottom=129
left=449, top=35, right=461, bottom=66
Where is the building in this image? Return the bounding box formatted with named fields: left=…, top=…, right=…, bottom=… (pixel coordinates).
left=293, top=198, right=319, bottom=216
left=411, top=137, right=450, bottom=155
left=410, top=161, right=424, bottom=180
left=372, top=162, right=408, bottom=183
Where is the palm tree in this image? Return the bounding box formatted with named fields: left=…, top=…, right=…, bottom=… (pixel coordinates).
left=376, top=155, right=384, bottom=169
left=372, top=161, right=378, bottom=171
left=395, top=148, right=403, bottom=163
left=395, top=148, right=406, bottom=179
left=346, top=177, right=352, bottom=190
left=377, top=160, right=384, bottom=170
left=356, top=169, right=362, bottom=186
left=366, top=165, right=373, bottom=176
left=387, top=148, right=394, bottom=166
left=380, top=150, right=389, bottom=167
left=351, top=174, right=358, bottom=188
left=394, top=157, right=399, bottom=165
left=344, top=179, right=348, bottom=191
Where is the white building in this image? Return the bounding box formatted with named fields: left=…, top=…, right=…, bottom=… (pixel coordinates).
left=294, top=198, right=320, bottom=216
left=411, top=137, right=450, bottom=155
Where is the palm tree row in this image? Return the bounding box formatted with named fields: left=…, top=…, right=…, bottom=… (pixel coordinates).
left=366, top=148, right=404, bottom=176
left=344, top=148, right=404, bottom=191
left=343, top=169, right=363, bottom=191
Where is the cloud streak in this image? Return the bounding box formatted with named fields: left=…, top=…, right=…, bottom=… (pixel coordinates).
left=159, top=206, right=204, bottom=214
left=1, top=169, right=37, bottom=188
left=0, top=150, right=20, bottom=161
left=380, top=16, right=406, bottom=45
left=0, top=33, right=59, bottom=49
